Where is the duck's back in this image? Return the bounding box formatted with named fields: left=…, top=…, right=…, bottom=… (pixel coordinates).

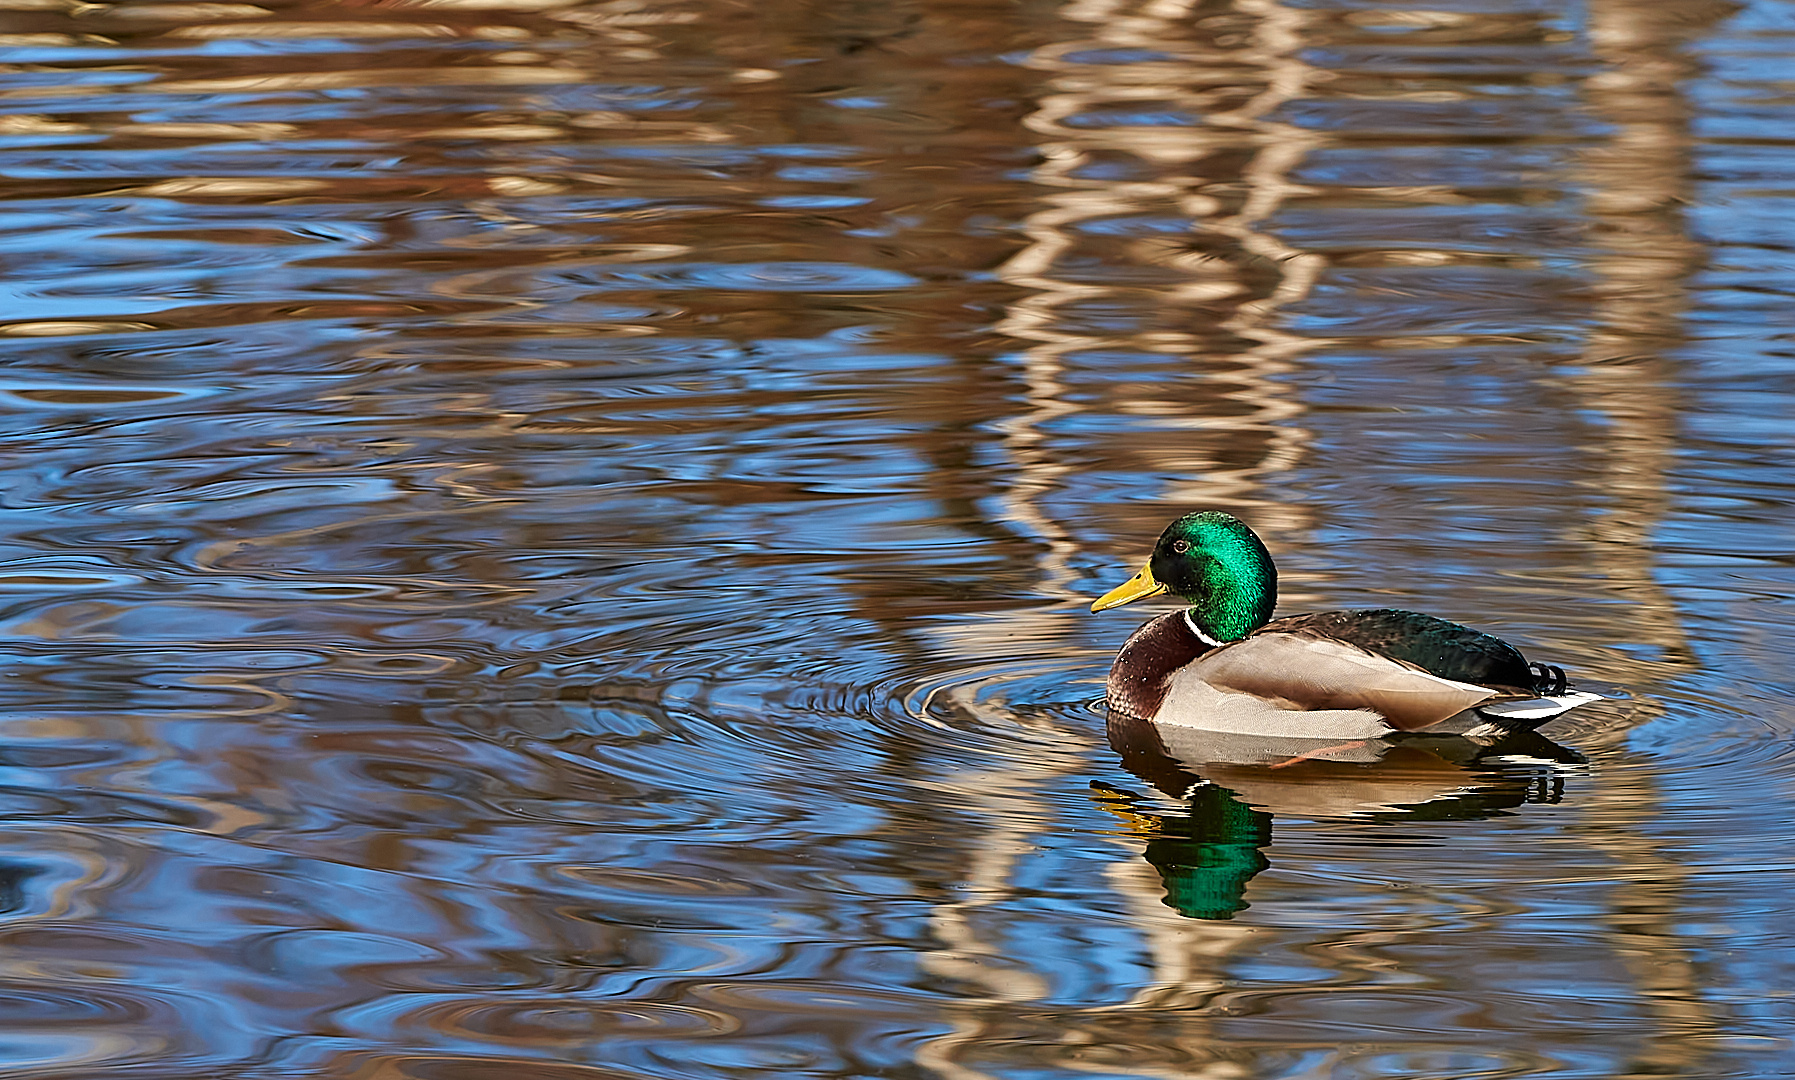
left=1259, top=608, right=1536, bottom=691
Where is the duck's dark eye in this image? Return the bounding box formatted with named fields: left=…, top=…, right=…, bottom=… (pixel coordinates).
left=1172, top=540, right=1190, bottom=554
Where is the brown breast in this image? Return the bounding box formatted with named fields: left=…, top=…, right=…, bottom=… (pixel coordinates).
left=1105, top=610, right=1214, bottom=720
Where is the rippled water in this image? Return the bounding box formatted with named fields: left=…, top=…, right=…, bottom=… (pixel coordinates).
left=2, top=0, right=1794, bottom=1074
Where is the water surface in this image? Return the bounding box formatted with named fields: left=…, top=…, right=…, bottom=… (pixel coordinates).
left=2, top=0, right=1794, bottom=1075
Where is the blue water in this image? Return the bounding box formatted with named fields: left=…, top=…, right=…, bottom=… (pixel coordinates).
left=0, top=0, right=1793, bottom=1075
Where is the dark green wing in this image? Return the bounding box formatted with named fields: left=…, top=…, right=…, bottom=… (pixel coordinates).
left=1259, top=608, right=1536, bottom=691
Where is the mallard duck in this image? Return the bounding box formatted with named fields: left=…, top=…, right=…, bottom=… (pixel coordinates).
left=1090, top=511, right=1600, bottom=738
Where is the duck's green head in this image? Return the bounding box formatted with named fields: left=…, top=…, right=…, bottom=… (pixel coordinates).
left=1090, top=511, right=1277, bottom=643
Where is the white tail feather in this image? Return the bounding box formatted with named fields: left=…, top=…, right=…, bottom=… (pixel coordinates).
left=1475, top=690, right=1604, bottom=721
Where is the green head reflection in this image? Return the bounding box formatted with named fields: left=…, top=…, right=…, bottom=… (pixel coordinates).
left=1143, top=783, right=1272, bottom=920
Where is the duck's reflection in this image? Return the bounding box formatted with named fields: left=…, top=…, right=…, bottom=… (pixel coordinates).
left=1098, top=714, right=1586, bottom=919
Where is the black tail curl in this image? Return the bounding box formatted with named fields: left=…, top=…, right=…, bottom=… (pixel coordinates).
left=1528, top=661, right=1567, bottom=696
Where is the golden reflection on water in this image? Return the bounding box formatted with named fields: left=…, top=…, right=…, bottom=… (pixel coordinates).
left=1002, top=0, right=1321, bottom=538
left=1553, top=0, right=1737, bottom=1067
left=926, top=0, right=1342, bottom=1072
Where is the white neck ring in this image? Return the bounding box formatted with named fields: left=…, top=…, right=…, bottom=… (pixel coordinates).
left=1183, top=609, right=1227, bottom=648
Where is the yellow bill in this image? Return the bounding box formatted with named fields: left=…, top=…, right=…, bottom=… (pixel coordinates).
left=1091, top=561, right=1167, bottom=612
